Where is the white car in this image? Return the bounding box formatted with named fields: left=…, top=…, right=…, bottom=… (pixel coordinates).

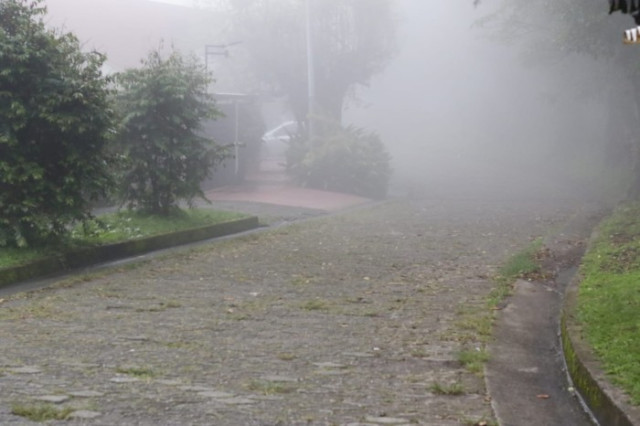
left=261, top=121, right=299, bottom=144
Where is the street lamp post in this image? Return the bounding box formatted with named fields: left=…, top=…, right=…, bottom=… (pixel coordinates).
left=306, top=0, right=316, bottom=139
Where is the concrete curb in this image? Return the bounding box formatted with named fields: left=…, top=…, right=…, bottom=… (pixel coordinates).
left=561, top=241, right=640, bottom=425
left=0, top=216, right=260, bottom=290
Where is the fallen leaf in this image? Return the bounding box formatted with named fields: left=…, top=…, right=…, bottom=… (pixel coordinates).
left=536, top=394, right=550, bottom=399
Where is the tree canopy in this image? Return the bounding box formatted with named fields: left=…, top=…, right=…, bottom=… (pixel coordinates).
left=479, top=0, right=640, bottom=198
left=220, top=0, right=397, bottom=126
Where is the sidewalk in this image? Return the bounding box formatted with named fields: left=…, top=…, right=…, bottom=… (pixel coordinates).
left=204, top=158, right=371, bottom=213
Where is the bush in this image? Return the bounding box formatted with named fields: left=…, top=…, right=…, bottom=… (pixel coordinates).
left=113, top=48, right=230, bottom=214
left=286, top=121, right=392, bottom=199
left=0, top=0, right=114, bottom=247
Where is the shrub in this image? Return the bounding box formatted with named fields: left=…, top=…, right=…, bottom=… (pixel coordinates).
left=286, top=121, right=392, bottom=199
left=0, top=0, right=114, bottom=247
left=113, top=48, right=230, bottom=214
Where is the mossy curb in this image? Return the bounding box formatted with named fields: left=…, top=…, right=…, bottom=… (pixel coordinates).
left=561, top=272, right=640, bottom=426
left=0, top=216, right=260, bottom=289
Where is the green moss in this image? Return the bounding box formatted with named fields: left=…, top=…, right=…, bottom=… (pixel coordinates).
left=561, top=317, right=605, bottom=409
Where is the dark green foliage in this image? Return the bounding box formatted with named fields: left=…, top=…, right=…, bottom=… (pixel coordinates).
left=113, top=49, right=230, bottom=214
left=0, top=0, right=114, bottom=247
left=286, top=119, right=392, bottom=199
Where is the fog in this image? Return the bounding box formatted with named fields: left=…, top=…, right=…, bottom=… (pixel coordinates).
left=346, top=1, right=613, bottom=199
left=42, top=0, right=622, bottom=202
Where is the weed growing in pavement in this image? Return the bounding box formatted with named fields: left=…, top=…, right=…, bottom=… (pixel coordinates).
left=490, top=238, right=543, bottom=308
left=458, top=348, right=490, bottom=376
left=277, top=353, right=297, bottom=361
left=300, top=299, right=330, bottom=311
left=11, top=403, right=73, bottom=421
left=430, top=381, right=465, bottom=395
left=461, top=416, right=498, bottom=426
left=290, top=274, right=315, bottom=286
left=247, top=380, right=296, bottom=395
left=445, top=239, right=547, bottom=381
left=116, top=366, right=156, bottom=379
left=455, top=307, right=493, bottom=343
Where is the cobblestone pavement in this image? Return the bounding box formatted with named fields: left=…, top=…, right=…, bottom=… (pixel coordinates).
left=0, top=196, right=593, bottom=425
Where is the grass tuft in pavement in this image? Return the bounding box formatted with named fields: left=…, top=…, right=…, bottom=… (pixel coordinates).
left=489, top=238, right=543, bottom=308
left=430, top=381, right=465, bottom=396
left=116, top=366, right=156, bottom=379
left=11, top=403, right=73, bottom=422
left=458, top=348, right=490, bottom=376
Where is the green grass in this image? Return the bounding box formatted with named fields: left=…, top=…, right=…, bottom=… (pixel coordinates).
left=11, top=403, right=74, bottom=422
left=0, top=248, right=52, bottom=270
left=300, top=299, right=330, bottom=311
left=0, top=208, right=247, bottom=269
left=577, top=202, right=640, bottom=405
left=430, top=381, right=465, bottom=396
left=71, top=208, right=246, bottom=245
left=458, top=348, right=490, bottom=375
left=246, top=379, right=296, bottom=395
left=489, top=238, right=543, bottom=308
left=116, top=366, right=156, bottom=379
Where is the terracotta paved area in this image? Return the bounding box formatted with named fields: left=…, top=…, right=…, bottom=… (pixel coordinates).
left=204, top=159, right=370, bottom=212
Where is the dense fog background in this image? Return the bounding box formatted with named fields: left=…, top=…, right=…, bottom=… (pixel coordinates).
left=346, top=1, right=612, bottom=199
left=43, top=0, right=620, bottom=200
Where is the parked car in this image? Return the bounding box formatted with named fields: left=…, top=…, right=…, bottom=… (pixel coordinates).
left=261, top=121, right=298, bottom=144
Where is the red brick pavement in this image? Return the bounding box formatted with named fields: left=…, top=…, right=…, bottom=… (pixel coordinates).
left=204, top=159, right=370, bottom=212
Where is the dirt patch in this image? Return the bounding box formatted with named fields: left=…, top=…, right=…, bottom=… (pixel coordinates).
left=0, top=197, right=595, bottom=425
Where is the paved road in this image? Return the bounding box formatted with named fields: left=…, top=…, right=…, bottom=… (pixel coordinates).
left=0, top=195, right=599, bottom=425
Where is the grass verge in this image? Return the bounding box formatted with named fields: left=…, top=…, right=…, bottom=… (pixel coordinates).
left=0, top=208, right=247, bottom=269
left=577, top=202, right=640, bottom=405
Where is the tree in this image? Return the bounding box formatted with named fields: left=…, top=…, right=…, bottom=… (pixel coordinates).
left=114, top=48, right=229, bottom=214
left=0, top=0, right=115, bottom=247
left=478, top=0, right=640, bottom=198
left=220, top=0, right=397, bottom=126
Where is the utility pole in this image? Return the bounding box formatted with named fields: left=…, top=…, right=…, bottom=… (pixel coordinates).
left=305, top=0, right=316, bottom=140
